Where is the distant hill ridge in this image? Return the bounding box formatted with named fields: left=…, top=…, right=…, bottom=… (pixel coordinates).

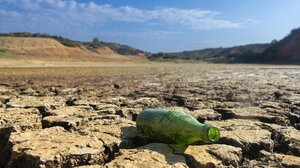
left=1, top=27, right=300, bottom=64
left=150, top=27, right=300, bottom=64
left=150, top=43, right=270, bottom=63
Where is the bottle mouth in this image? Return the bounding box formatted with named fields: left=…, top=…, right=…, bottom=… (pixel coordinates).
left=207, top=127, right=220, bottom=142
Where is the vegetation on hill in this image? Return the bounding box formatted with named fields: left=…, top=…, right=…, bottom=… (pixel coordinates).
left=150, top=27, right=300, bottom=64
left=211, top=44, right=270, bottom=63
left=260, top=27, right=300, bottom=64
left=150, top=44, right=270, bottom=63
left=102, top=42, right=147, bottom=56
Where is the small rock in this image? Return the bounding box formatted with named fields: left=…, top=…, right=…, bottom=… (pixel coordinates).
left=274, top=90, right=285, bottom=99
left=113, top=84, right=120, bottom=89
left=66, top=96, right=78, bottom=106
left=225, top=91, right=236, bottom=101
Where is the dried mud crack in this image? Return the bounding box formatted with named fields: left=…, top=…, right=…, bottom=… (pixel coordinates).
left=0, top=64, right=300, bottom=167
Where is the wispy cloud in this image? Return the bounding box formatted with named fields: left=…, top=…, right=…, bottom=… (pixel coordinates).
left=99, top=31, right=181, bottom=40
left=0, top=0, right=243, bottom=30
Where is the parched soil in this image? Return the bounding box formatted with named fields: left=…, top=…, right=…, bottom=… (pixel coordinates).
left=0, top=63, right=300, bottom=168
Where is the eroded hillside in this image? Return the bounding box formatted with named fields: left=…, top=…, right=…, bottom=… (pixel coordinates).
left=0, top=36, right=147, bottom=64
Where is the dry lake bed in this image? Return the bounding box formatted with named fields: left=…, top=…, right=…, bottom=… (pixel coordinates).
left=0, top=63, right=300, bottom=167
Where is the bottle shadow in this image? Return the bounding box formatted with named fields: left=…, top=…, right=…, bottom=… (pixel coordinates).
left=120, top=126, right=188, bottom=166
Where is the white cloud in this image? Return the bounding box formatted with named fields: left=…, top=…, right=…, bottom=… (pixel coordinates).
left=1, top=0, right=243, bottom=30
left=68, top=0, right=77, bottom=9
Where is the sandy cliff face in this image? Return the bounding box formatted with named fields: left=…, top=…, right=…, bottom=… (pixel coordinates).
left=0, top=37, right=65, bottom=49
left=0, top=37, right=146, bottom=62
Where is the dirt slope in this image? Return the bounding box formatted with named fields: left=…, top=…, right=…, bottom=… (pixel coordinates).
left=0, top=37, right=146, bottom=62
left=0, top=37, right=66, bottom=49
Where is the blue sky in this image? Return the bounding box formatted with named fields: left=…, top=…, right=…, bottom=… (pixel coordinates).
left=1, top=0, right=300, bottom=52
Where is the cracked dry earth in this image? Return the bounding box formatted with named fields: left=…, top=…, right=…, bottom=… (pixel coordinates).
left=0, top=63, right=300, bottom=168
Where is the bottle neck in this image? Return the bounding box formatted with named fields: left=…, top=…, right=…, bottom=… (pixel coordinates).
left=197, top=124, right=220, bottom=143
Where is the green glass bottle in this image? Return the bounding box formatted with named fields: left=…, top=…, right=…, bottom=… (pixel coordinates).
left=136, top=109, right=220, bottom=146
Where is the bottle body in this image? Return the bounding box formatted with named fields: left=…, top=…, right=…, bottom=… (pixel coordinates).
left=136, top=109, right=220, bottom=145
